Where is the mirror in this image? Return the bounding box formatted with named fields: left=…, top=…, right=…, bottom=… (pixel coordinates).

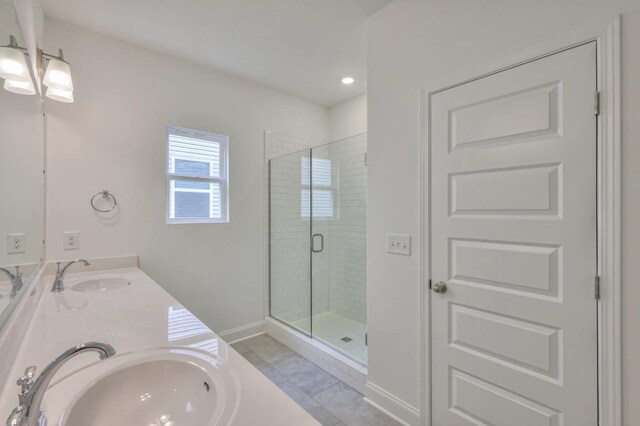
left=0, top=2, right=44, bottom=326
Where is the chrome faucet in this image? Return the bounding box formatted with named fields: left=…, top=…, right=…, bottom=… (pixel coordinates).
left=51, top=259, right=90, bottom=292
left=5, top=342, right=116, bottom=426
left=0, top=266, right=23, bottom=299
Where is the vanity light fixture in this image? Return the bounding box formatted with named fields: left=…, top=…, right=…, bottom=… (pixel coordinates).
left=0, top=35, right=75, bottom=102
left=42, top=51, right=73, bottom=92
left=341, top=76, right=355, bottom=85
left=4, top=78, right=36, bottom=95
left=0, top=36, right=30, bottom=82
left=45, top=86, right=74, bottom=103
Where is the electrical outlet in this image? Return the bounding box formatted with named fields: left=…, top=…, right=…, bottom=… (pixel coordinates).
left=64, top=231, right=80, bottom=250
left=387, top=234, right=411, bottom=256
left=7, top=233, right=25, bottom=254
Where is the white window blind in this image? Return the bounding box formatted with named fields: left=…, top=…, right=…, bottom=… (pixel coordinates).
left=166, top=126, right=229, bottom=223
left=301, top=157, right=337, bottom=219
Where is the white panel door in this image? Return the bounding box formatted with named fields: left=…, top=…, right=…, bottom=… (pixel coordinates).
left=430, top=43, right=597, bottom=426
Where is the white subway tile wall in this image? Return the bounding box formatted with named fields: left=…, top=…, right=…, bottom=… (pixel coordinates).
left=264, top=132, right=319, bottom=329
left=325, top=133, right=367, bottom=325
left=270, top=150, right=314, bottom=328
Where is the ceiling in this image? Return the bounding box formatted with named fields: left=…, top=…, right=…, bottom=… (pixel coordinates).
left=42, top=0, right=393, bottom=107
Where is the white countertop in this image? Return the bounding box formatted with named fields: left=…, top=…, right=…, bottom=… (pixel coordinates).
left=0, top=264, right=319, bottom=425
left=0, top=283, right=11, bottom=313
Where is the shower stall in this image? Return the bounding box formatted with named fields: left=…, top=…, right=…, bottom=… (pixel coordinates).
left=269, top=133, right=367, bottom=365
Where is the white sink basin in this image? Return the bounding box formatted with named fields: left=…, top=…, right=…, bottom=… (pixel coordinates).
left=45, top=349, right=239, bottom=426
left=66, top=360, right=214, bottom=425
left=71, top=277, right=130, bottom=292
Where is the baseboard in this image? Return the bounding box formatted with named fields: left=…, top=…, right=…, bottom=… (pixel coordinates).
left=365, top=381, right=421, bottom=426
left=217, top=320, right=265, bottom=344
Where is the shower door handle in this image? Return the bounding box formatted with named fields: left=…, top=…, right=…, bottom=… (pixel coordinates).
left=312, top=234, right=324, bottom=253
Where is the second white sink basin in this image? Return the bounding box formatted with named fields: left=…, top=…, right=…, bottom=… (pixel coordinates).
left=71, top=277, right=130, bottom=292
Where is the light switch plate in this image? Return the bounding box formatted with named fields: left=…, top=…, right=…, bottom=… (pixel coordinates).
left=7, top=233, right=25, bottom=254
left=387, top=234, right=411, bottom=256
left=64, top=231, right=80, bottom=250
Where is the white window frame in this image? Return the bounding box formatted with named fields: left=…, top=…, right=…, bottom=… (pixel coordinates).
left=166, top=126, right=229, bottom=224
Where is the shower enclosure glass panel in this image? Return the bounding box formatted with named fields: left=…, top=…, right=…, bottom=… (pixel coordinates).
left=269, top=149, right=312, bottom=335
left=311, top=135, right=368, bottom=364
left=269, top=134, right=367, bottom=365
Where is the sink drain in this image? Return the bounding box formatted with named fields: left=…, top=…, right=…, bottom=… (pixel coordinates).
left=341, top=336, right=353, bottom=342
left=203, top=381, right=210, bottom=392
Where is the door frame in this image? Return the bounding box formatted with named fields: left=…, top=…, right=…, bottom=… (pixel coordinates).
left=420, top=15, right=621, bottom=426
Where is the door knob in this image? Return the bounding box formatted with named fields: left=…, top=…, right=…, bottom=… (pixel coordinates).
left=432, top=281, right=447, bottom=294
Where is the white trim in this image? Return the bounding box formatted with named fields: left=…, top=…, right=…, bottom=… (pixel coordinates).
left=217, top=320, right=265, bottom=344
left=420, top=15, right=621, bottom=426
left=365, top=382, right=421, bottom=426
left=419, top=82, right=430, bottom=426
left=595, top=17, right=622, bottom=426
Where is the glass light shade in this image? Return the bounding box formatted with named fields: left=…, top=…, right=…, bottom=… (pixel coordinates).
left=46, top=87, right=74, bottom=103
left=4, top=78, right=36, bottom=95
left=43, top=58, right=73, bottom=91
left=0, top=46, right=30, bottom=82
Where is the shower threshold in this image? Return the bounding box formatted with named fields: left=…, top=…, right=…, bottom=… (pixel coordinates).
left=265, top=316, right=368, bottom=394
left=290, top=311, right=367, bottom=365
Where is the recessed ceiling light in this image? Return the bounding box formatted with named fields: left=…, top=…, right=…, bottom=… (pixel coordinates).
left=341, top=77, right=354, bottom=85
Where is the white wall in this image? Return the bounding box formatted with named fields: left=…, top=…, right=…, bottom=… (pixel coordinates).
left=328, top=94, right=367, bottom=142
left=43, top=18, right=329, bottom=336
left=366, top=1, right=640, bottom=424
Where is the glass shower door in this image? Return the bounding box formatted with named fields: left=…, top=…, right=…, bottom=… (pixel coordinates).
left=311, top=135, right=368, bottom=364
left=309, top=144, right=332, bottom=350
left=269, top=149, right=312, bottom=335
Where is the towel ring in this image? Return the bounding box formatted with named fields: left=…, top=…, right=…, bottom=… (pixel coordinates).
left=91, top=190, right=117, bottom=213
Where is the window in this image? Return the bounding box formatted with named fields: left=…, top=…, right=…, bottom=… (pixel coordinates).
left=301, top=156, right=337, bottom=219
left=166, top=126, right=228, bottom=223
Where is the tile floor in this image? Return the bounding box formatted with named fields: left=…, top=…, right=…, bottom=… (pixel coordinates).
left=232, top=334, right=400, bottom=426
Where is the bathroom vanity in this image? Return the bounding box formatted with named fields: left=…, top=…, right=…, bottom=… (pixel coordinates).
left=0, top=258, right=319, bottom=425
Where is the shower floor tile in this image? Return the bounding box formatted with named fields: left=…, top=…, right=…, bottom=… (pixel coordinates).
left=291, top=311, right=367, bottom=364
